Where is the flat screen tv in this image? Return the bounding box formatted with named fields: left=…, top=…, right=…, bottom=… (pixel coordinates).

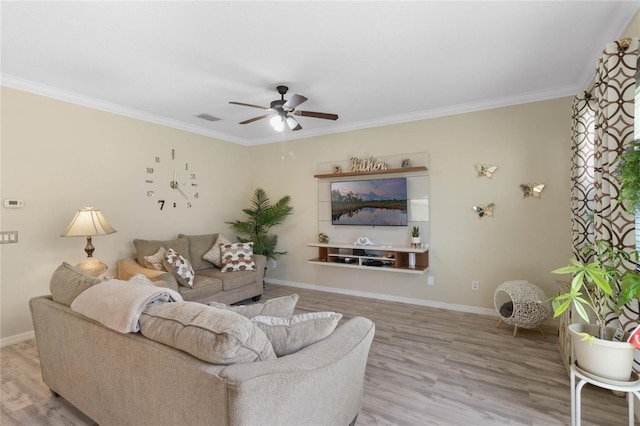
left=331, top=177, right=408, bottom=226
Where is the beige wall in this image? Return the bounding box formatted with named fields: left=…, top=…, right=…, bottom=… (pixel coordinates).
left=0, top=87, right=253, bottom=341
left=622, top=10, right=639, bottom=38
left=2, top=8, right=637, bottom=342
left=249, top=98, right=573, bottom=311
left=0, top=87, right=573, bottom=343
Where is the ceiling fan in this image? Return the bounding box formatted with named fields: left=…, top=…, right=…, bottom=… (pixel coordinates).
left=229, top=85, right=339, bottom=132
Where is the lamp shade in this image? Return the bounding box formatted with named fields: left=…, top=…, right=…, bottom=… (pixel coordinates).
left=61, top=207, right=117, bottom=237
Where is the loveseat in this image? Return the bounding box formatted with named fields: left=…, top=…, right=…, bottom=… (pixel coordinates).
left=118, top=233, right=265, bottom=305
left=30, top=264, right=376, bottom=426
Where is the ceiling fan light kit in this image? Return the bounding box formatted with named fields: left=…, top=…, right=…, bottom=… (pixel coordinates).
left=270, top=115, right=284, bottom=132
left=230, top=85, right=339, bottom=132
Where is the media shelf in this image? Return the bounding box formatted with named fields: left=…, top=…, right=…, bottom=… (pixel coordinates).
left=308, top=242, right=429, bottom=274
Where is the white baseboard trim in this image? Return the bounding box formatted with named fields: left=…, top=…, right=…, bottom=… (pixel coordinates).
left=266, top=278, right=498, bottom=317
left=0, top=281, right=556, bottom=347
left=1, top=331, right=35, bottom=347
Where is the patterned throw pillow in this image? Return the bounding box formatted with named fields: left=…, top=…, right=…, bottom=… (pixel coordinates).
left=202, top=234, right=232, bottom=268
left=143, top=246, right=167, bottom=271
left=220, top=242, right=256, bottom=272
left=162, top=248, right=195, bottom=287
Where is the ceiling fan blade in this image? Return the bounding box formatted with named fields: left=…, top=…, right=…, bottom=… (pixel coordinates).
left=283, top=94, right=308, bottom=111
left=294, top=110, right=339, bottom=120
left=286, top=115, right=302, bottom=131
left=229, top=101, right=270, bottom=110
left=239, top=114, right=270, bottom=125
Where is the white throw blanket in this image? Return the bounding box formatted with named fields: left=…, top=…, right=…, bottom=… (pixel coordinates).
left=71, top=277, right=183, bottom=333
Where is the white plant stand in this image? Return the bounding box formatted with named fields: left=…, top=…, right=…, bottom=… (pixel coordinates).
left=571, top=363, right=640, bottom=426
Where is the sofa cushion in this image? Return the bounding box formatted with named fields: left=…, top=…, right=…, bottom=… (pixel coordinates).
left=163, top=249, right=195, bottom=287
left=198, top=267, right=257, bottom=291
left=143, top=246, right=167, bottom=271
left=134, top=238, right=190, bottom=267
left=220, top=242, right=256, bottom=272
left=139, top=301, right=276, bottom=364
left=252, top=312, right=343, bottom=356
left=202, top=234, right=232, bottom=268
left=178, top=233, right=218, bottom=272
left=49, top=262, right=103, bottom=306
left=209, top=294, right=299, bottom=318
left=178, top=275, right=223, bottom=301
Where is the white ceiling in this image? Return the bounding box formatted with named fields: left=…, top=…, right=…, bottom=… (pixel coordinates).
left=2, top=1, right=638, bottom=146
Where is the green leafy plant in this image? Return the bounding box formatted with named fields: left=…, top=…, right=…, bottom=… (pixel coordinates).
left=226, top=188, right=293, bottom=261
left=615, top=139, right=640, bottom=215
left=552, top=241, right=640, bottom=340
left=411, top=226, right=420, bottom=238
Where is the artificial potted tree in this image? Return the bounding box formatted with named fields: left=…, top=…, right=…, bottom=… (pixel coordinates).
left=226, top=188, right=293, bottom=263
left=551, top=139, right=640, bottom=381
left=552, top=242, right=640, bottom=381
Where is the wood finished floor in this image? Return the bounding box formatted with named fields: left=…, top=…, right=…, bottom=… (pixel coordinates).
left=1, top=284, right=636, bottom=425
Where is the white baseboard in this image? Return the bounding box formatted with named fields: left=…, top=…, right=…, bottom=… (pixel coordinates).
left=266, top=278, right=498, bottom=317
left=1, top=281, right=557, bottom=347
left=1, top=330, right=35, bottom=347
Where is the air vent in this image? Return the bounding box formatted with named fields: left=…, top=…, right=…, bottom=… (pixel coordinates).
left=196, top=113, right=221, bottom=122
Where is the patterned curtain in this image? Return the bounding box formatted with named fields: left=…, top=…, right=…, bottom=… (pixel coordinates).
left=570, top=37, right=638, bottom=331
left=570, top=93, right=595, bottom=263
left=592, top=38, right=637, bottom=259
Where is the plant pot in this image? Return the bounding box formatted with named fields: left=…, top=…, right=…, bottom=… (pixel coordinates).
left=568, top=323, right=636, bottom=382
left=411, top=237, right=421, bottom=245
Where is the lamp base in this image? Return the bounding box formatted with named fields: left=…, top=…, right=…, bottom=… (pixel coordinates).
left=76, top=257, right=108, bottom=277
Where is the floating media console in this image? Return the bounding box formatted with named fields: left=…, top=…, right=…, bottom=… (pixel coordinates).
left=308, top=242, right=429, bottom=274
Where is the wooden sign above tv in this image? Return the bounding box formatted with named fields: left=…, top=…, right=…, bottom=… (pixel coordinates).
left=350, top=156, right=389, bottom=172
left=314, top=165, right=427, bottom=179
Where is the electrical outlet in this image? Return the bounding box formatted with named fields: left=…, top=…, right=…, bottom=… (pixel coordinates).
left=472, top=280, right=479, bottom=291
left=427, top=275, right=434, bottom=286
left=271, top=260, right=277, bottom=269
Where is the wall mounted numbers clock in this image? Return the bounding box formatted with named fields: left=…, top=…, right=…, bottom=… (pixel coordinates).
left=145, top=148, right=199, bottom=210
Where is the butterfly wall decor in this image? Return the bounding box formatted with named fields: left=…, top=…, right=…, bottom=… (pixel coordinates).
left=476, top=164, right=498, bottom=179
left=520, top=183, right=546, bottom=198
left=472, top=203, right=494, bottom=218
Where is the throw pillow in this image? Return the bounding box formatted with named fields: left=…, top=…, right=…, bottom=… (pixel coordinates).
left=139, top=302, right=276, bottom=365
left=143, top=246, right=167, bottom=271
left=163, top=248, right=195, bottom=287
left=202, top=234, right=231, bottom=268
left=133, top=238, right=189, bottom=268
left=252, top=312, right=343, bottom=356
left=49, top=262, right=103, bottom=306
left=220, top=242, right=256, bottom=272
left=209, top=294, right=299, bottom=319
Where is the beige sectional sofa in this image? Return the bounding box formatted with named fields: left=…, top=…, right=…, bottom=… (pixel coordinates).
left=30, top=264, right=376, bottom=426
left=118, top=233, right=265, bottom=305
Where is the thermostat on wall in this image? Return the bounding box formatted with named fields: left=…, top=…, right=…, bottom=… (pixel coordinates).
left=3, top=199, right=24, bottom=208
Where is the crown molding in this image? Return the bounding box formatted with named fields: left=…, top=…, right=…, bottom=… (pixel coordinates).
left=250, top=84, right=580, bottom=145
left=0, top=74, right=250, bottom=146
left=2, top=73, right=579, bottom=147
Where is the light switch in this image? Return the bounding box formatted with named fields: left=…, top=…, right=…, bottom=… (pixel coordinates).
left=0, top=231, right=18, bottom=244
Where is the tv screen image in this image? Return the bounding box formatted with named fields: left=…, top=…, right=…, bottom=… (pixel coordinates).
left=331, top=177, right=408, bottom=226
